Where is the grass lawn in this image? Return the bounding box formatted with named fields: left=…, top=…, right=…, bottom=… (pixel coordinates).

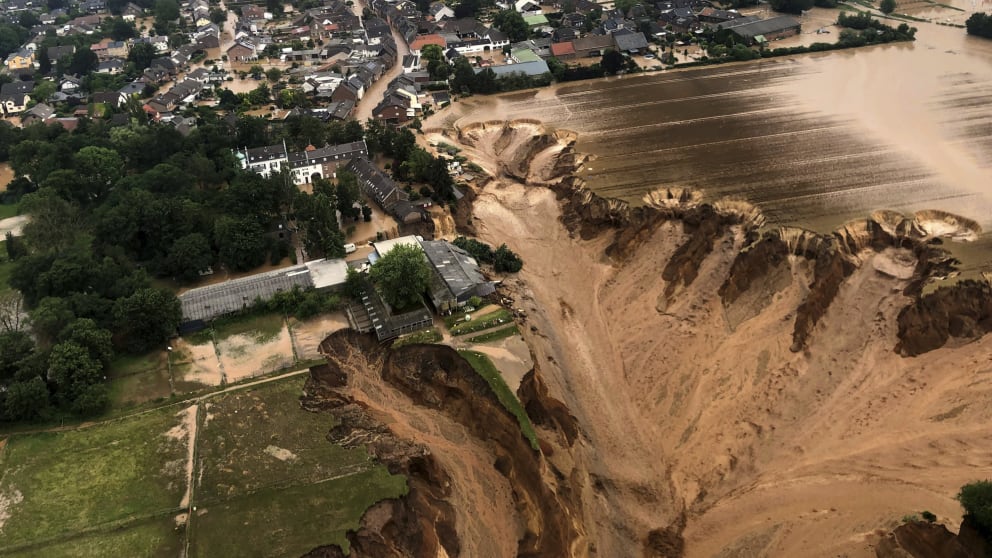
left=7, top=517, right=182, bottom=558
left=190, top=467, right=406, bottom=557
left=444, top=304, right=496, bottom=329
left=392, top=327, right=442, bottom=348
left=467, top=325, right=520, bottom=344
left=0, top=407, right=189, bottom=553
left=0, top=201, right=18, bottom=220
left=449, top=309, right=514, bottom=336
left=185, top=312, right=285, bottom=345
left=457, top=350, right=539, bottom=451
left=196, top=376, right=377, bottom=502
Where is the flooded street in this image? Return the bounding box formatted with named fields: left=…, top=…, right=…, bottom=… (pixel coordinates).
left=430, top=20, right=992, bottom=274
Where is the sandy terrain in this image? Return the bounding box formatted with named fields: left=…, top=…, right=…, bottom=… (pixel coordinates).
left=289, top=312, right=350, bottom=360
left=216, top=326, right=295, bottom=383
left=464, top=334, right=532, bottom=393
left=0, top=162, right=12, bottom=191
left=440, top=121, right=992, bottom=556
left=173, top=339, right=224, bottom=389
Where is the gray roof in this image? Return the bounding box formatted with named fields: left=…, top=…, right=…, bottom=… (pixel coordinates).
left=718, top=15, right=800, bottom=38
left=613, top=30, right=649, bottom=52
left=179, top=264, right=314, bottom=323
left=420, top=240, right=494, bottom=302
left=479, top=60, right=550, bottom=77
left=286, top=140, right=368, bottom=166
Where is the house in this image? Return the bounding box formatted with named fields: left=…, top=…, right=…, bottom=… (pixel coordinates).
left=572, top=34, right=615, bottom=57
left=226, top=40, right=257, bottom=62
left=402, top=54, right=420, bottom=73
left=97, top=58, right=125, bottom=74
left=5, top=49, right=36, bottom=71
left=105, top=41, right=128, bottom=57
left=718, top=15, right=800, bottom=45
left=122, top=3, right=143, bottom=21
left=428, top=1, right=454, bottom=20
left=347, top=157, right=425, bottom=225
left=514, top=0, right=542, bottom=13
left=697, top=7, right=743, bottom=24
left=0, top=85, right=32, bottom=116
left=118, top=81, right=146, bottom=99
left=550, top=41, right=576, bottom=60
left=60, top=75, right=82, bottom=93
left=373, top=92, right=412, bottom=124
left=21, top=103, right=54, bottom=126
left=421, top=240, right=496, bottom=313
left=612, top=29, right=649, bottom=53
left=237, top=140, right=370, bottom=185
left=47, top=44, right=76, bottom=63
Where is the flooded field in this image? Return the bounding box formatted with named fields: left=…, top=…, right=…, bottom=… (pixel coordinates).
left=432, top=23, right=992, bottom=273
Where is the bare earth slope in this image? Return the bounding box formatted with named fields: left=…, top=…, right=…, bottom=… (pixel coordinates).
left=421, top=121, right=992, bottom=557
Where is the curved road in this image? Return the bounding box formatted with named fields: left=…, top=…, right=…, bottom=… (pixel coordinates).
left=350, top=0, right=410, bottom=123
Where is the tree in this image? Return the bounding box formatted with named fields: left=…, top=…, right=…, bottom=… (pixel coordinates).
left=214, top=216, right=268, bottom=271
left=493, top=10, right=529, bottom=42
left=109, top=18, right=137, bottom=41
left=769, top=0, right=814, bottom=14
left=74, top=146, right=124, bottom=203
left=128, top=42, right=156, bottom=72
left=4, top=377, right=50, bottom=421
left=601, top=49, right=625, bottom=75
left=450, top=57, right=477, bottom=93
left=369, top=243, right=431, bottom=311
left=493, top=243, right=523, bottom=272
left=210, top=7, right=227, bottom=25
left=68, top=48, right=99, bottom=77
left=30, top=296, right=76, bottom=342
left=0, top=330, right=34, bottom=382
left=113, top=287, right=181, bottom=353
left=879, top=0, right=896, bottom=13
left=168, top=233, right=213, bottom=282
left=959, top=481, right=992, bottom=535
left=47, top=341, right=103, bottom=406
left=59, top=318, right=114, bottom=367
left=421, top=44, right=444, bottom=62
left=336, top=171, right=362, bottom=221
left=966, top=12, right=992, bottom=38
left=0, top=292, right=26, bottom=333
left=265, top=67, right=282, bottom=82
left=30, top=80, right=55, bottom=104
left=154, top=0, right=180, bottom=22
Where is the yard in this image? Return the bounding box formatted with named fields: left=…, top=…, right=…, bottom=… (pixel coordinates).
left=457, top=350, right=539, bottom=451
left=0, top=406, right=190, bottom=555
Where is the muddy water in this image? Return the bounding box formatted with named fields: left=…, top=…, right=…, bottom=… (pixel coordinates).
left=439, top=21, right=992, bottom=274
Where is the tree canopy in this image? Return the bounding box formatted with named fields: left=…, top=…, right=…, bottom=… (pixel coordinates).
left=493, top=10, right=529, bottom=42
left=369, top=244, right=431, bottom=311
left=966, top=12, right=992, bottom=38
left=769, top=0, right=814, bottom=14
left=959, top=481, right=992, bottom=536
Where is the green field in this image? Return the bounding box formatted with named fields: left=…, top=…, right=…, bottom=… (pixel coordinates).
left=191, top=468, right=406, bottom=557
left=0, top=407, right=189, bottom=554
left=7, top=517, right=182, bottom=558
left=392, top=327, right=442, bottom=348
left=467, top=325, right=520, bottom=344
left=0, top=201, right=18, bottom=219
left=457, top=350, right=539, bottom=451
left=190, top=376, right=407, bottom=556
left=449, top=308, right=514, bottom=336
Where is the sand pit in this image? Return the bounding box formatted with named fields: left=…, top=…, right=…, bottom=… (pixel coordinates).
left=216, top=325, right=295, bottom=383
left=289, top=312, right=350, bottom=360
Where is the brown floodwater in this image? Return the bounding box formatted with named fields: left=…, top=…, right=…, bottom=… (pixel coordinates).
left=434, top=20, right=992, bottom=278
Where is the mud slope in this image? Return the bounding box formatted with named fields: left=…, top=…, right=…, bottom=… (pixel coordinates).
left=424, top=121, right=992, bottom=557
left=301, top=331, right=582, bottom=558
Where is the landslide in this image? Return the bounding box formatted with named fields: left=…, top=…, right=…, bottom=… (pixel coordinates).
left=301, top=330, right=581, bottom=558
left=432, top=119, right=992, bottom=557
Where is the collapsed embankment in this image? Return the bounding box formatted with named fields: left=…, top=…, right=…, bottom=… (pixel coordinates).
left=425, top=119, right=992, bottom=556
left=301, top=330, right=582, bottom=558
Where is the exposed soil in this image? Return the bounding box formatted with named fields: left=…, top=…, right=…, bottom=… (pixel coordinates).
left=216, top=327, right=295, bottom=383
left=289, top=313, right=350, bottom=361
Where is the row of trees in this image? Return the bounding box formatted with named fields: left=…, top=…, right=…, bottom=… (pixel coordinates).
left=452, top=237, right=524, bottom=273
left=365, top=120, right=456, bottom=201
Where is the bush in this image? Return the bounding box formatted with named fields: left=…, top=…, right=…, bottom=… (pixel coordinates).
left=959, top=481, right=992, bottom=535
left=921, top=510, right=937, bottom=523
left=468, top=296, right=482, bottom=308
left=966, top=12, right=992, bottom=38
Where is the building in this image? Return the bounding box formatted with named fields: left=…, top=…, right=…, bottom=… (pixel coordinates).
left=572, top=34, right=615, bottom=58
left=227, top=40, right=257, bottom=62
left=479, top=59, right=550, bottom=77
left=550, top=41, right=576, bottom=60
left=237, top=140, right=369, bottom=185
left=421, top=240, right=496, bottom=313
left=612, top=30, right=649, bottom=54
left=347, top=157, right=424, bottom=224
left=5, top=49, right=35, bottom=71
left=0, top=81, right=34, bottom=115
left=345, top=284, right=434, bottom=341
left=718, top=15, right=801, bottom=45
left=177, top=258, right=349, bottom=325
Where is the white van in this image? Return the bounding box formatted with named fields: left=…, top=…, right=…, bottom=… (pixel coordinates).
left=344, top=243, right=357, bottom=254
